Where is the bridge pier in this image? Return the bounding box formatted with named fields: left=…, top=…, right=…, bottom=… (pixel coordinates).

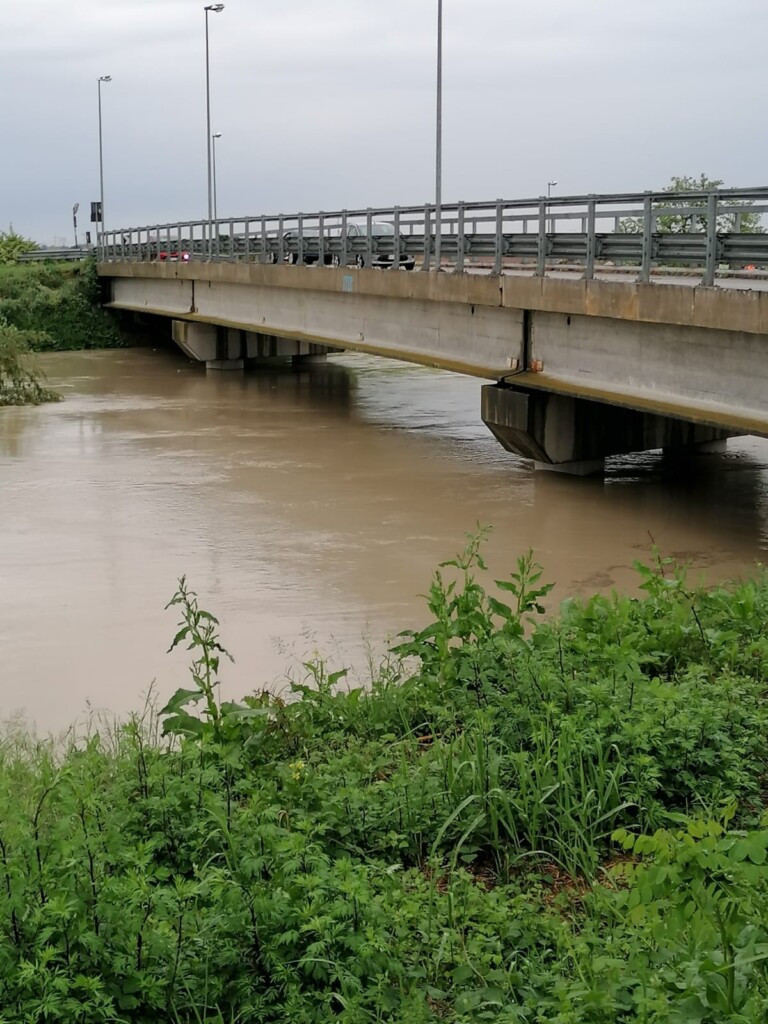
left=171, top=322, right=338, bottom=371
left=482, top=384, right=735, bottom=474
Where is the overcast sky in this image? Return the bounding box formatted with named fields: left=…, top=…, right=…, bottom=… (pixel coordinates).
left=2, top=0, right=767, bottom=243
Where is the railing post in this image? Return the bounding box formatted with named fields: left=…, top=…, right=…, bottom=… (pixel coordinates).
left=640, top=192, right=653, bottom=283
left=318, top=212, right=325, bottom=267
left=277, top=215, right=285, bottom=264
left=393, top=207, right=401, bottom=269
left=585, top=197, right=596, bottom=280
left=704, top=191, right=718, bottom=286
left=422, top=204, right=432, bottom=270
left=297, top=214, right=304, bottom=266
left=260, top=216, right=267, bottom=264
left=244, top=219, right=250, bottom=262
left=492, top=200, right=504, bottom=276
left=341, top=210, right=348, bottom=267
left=536, top=200, right=547, bottom=277
left=365, top=208, right=373, bottom=268
left=454, top=201, right=466, bottom=274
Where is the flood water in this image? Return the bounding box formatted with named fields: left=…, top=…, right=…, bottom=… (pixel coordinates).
left=2, top=345, right=768, bottom=732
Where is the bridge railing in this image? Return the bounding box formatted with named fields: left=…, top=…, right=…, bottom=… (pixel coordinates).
left=99, top=187, right=768, bottom=286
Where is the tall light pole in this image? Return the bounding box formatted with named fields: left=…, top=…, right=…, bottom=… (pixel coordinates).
left=547, top=181, right=558, bottom=233
left=434, top=0, right=443, bottom=271
left=212, top=132, right=222, bottom=224
left=204, top=4, right=225, bottom=257
left=97, top=75, right=111, bottom=245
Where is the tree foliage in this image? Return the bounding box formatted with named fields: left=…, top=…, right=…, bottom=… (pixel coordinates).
left=0, top=227, right=38, bottom=264
left=0, top=322, right=60, bottom=405
left=620, top=174, right=765, bottom=234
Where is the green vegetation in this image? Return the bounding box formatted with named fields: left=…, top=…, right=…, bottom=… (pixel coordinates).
left=0, top=260, right=121, bottom=352
left=0, top=324, right=60, bottom=406
left=1, top=538, right=768, bottom=1022
left=619, top=174, right=765, bottom=235
left=0, top=228, right=39, bottom=265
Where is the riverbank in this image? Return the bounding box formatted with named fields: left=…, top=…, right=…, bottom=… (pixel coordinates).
left=0, top=260, right=121, bottom=351
left=1, top=543, right=767, bottom=1023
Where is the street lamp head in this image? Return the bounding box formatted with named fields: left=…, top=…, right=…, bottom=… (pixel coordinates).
left=205, top=4, right=225, bottom=11
left=548, top=180, right=558, bottom=188
left=212, top=132, right=222, bottom=139
left=99, top=75, right=112, bottom=83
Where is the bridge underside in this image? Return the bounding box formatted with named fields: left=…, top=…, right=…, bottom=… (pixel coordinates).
left=102, top=262, right=768, bottom=472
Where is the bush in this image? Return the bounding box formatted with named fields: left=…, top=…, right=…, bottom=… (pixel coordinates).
left=0, top=260, right=122, bottom=351
left=0, top=323, right=60, bottom=405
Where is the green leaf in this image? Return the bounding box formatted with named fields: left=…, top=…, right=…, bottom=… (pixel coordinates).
left=160, top=687, right=204, bottom=716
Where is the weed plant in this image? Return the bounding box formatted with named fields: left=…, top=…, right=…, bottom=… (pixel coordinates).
left=0, top=538, right=767, bottom=1022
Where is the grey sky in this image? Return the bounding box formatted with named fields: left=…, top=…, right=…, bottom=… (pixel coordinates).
left=2, top=0, right=767, bottom=243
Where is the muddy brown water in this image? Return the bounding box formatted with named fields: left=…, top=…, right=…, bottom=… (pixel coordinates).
left=2, top=346, right=768, bottom=732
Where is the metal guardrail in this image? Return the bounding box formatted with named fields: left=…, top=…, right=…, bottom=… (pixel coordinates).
left=98, top=187, right=768, bottom=286
left=17, top=247, right=93, bottom=263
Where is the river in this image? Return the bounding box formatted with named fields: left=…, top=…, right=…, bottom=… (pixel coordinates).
left=2, top=346, right=768, bottom=732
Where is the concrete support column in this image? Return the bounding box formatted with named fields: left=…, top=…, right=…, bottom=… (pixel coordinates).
left=172, top=320, right=244, bottom=370
left=482, top=384, right=736, bottom=474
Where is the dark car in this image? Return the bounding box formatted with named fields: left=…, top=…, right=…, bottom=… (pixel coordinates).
left=280, top=228, right=332, bottom=265
left=341, top=222, right=415, bottom=270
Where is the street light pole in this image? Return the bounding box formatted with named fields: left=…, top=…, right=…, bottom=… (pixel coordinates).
left=547, top=180, right=558, bottom=233
left=204, top=4, right=225, bottom=258
left=72, top=203, right=79, bottom=248
left=212, top=132, right=222, bottom=224
left=97, top=75, right=111, bottom=248
left=434, top=0, right=443, bottom=271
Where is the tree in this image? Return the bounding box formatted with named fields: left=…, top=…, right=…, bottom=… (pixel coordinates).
left=0, top=227, right=38, bottom=263
left=0, top=322, right=60, bottom=405
left=619, top=175, right=765, bottom=235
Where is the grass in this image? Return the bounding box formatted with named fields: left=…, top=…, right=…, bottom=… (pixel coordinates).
left=0, top=537, right=767, bottom=1022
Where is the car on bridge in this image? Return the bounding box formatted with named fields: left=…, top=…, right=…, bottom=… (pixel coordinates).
left=340, top=222, right=415, bottom=270
left=280, top=228, right=331, bottom=266
left=275, top=222, right=415, bottom=270
left=145, top=235, right=191, bottom=262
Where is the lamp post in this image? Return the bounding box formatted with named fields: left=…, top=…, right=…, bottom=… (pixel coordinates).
left=547, top=180, right=558, bottom=233
left=97, top=75, right=111, bottom=248
left=212, top=132, right=222, bottom=224
left=434, top=0, right=443, bottom=271
left=204, top=4, right=225, bottom=257
left=72, top=203, right=79, bottom=248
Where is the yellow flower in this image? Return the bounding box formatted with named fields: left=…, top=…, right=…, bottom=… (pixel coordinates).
left=289, top=759, right=305, bottom=782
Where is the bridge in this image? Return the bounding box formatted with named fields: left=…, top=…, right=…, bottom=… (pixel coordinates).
left=97, top=186, right=768, bottom=474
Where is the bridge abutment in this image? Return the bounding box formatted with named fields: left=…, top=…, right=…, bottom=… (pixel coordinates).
left=481, top=384, right=734, bottom=474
